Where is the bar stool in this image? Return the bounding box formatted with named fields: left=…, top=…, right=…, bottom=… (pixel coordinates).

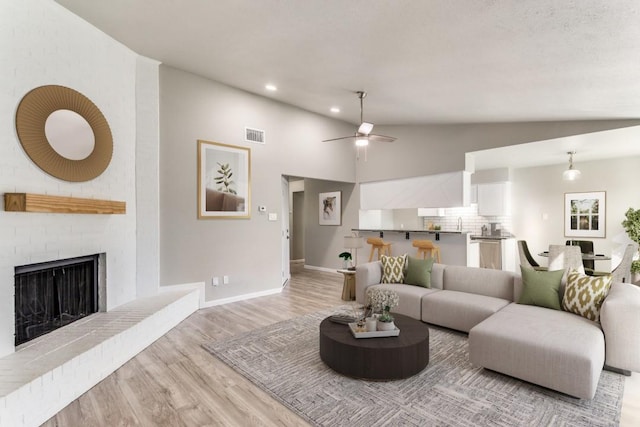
left=412, top=239, right=441, bottom=263
left=366, top=237, right=392, bottom=261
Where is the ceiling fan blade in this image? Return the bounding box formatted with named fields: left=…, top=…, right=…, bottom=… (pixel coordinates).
left=368, top=134, right=396, bottom=143
left=321, top=135, right=356, bottom=143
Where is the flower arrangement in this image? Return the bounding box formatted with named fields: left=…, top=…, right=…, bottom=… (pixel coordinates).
left=366, top=288, right=399, bottom=322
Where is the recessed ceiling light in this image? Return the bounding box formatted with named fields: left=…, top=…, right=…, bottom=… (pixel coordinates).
left=265, top=84, right=277, bottom=91
left=330, top=107, right=340, bottom=113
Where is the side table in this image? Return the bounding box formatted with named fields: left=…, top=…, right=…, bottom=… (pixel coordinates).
left=337, top=269, right=356, bottom=301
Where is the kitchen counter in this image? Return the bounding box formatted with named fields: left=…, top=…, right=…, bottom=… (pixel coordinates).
left=470, top=235, right=515, bottom=240
left=353, top=229, right=472, bottom=267
left=353, top=228, right=471, bottom=235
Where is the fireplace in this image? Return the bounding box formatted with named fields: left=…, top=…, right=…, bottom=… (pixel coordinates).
left=14, top=254, right=101, bottom=346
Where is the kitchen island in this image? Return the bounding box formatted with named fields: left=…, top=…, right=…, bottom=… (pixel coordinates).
left=353, top=229, right=474, bottom=267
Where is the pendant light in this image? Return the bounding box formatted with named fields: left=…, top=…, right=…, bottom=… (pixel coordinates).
left=562, top=151, right=581, bottom=181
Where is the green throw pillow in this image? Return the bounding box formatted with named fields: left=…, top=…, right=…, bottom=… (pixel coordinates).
left=381, top=254, right=407, bottom=284
left=404, top=256, right=434, bottom=288
left=562, top=269, right=612, bottom=322
left=518, top=266, right=565, bottom=310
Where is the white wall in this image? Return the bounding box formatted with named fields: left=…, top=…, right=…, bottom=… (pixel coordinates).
left=0, top=0, right=142, bottom=357
left=159, top=66, right=356, bottom=300
left=135, top=56, right=161, bottom=298
left=512, top=156, right=640, bottom=271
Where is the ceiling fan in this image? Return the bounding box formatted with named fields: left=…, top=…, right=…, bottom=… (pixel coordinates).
left=322, top=91, right=396, bottom=146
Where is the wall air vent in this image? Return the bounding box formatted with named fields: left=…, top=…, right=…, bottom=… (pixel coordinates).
left=245, top=127, right=265, bottom=144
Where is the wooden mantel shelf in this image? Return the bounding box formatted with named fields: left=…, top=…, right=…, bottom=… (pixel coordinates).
left=4, top=193, right=126, bottom=214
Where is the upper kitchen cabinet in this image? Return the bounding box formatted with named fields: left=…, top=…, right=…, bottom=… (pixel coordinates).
left=418, top=208, right=445, bottom=216
left=360, top=171, right=471, bottom=210
left=477, top=182, right=511, bottom=216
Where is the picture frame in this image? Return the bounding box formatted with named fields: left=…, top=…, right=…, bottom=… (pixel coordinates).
left=197, top=140, right=251, bottom=219
left=564, top=191, right=606, bottom=238
left=319, top=191, right=341, bottom=226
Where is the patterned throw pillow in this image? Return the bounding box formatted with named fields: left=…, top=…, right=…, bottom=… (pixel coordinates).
left=381, top=254, right=407, bottom=284
left=562, top=269, right=612, bottom=322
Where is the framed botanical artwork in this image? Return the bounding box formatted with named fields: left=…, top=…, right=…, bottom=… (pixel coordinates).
left=197, top=140, right=251, bottom=219
left=319, top=191, right=341, bottom=226
left=564, top=191, right=606, bottom=238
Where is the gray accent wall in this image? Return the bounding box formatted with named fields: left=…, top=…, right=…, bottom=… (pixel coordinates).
left=303, top=179, right=359, bottom=270
left=159, top=66, right=355, bottom=299
left=292, top=191, right=305, bottom=260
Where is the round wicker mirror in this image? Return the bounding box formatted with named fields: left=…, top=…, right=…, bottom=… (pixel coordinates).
left=15, top=85, right=113, bottom=182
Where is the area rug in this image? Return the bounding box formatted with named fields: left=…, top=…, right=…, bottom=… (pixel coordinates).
left=203, top=309, right=624, bottom=426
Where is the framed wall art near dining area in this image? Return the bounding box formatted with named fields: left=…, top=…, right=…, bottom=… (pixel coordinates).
left=564, top=191, right=606, bottom=238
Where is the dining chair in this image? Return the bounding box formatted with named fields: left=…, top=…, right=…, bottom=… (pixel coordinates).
left=548, top=245, right=585, bottom=274
left=593, top=244, right=636, bottom=283
left=566, top=240, right=595, bottom=274
left=517, top=240, right=546, bottom=271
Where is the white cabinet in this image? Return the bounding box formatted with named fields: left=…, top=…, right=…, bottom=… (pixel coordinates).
left=418, top=208, right=444, bottom=217
left=470, top=184, right=478, bottom=204
left=360, top=171, right=471, bottom=209
left=477, top=182, right=511, bottom=216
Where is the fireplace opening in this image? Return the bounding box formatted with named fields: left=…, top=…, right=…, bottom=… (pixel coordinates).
left=15, top=254, right=99, bottom=346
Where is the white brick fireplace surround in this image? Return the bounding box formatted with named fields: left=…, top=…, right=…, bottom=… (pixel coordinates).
left=0, top=289, right=199, bottom=427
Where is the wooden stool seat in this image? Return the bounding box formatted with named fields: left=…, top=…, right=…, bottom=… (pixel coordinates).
left=412, top=239, right=441, bottom=263
left=366, top=237, right=392, bottom=261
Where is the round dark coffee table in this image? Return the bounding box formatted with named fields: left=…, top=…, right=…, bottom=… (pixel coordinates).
left=319, top=313, right=429, bottom=380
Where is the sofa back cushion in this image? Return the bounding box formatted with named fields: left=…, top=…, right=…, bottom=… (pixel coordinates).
left=430, top=263, right=445, bottom=290
left=443, top=265, right=515, bottom=301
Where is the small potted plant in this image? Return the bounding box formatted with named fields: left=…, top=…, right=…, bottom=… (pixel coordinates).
left=622, top=207, right=640, bottom=283
left=338, top=251, right=352, bottom=269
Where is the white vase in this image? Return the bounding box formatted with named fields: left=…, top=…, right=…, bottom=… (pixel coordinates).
left=377, top=319, right=395, bottom=331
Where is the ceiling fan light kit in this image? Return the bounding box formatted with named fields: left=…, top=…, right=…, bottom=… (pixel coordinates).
left=357, top=122, right=374, bottom=135
left=356, top=137, right=369, bottom=147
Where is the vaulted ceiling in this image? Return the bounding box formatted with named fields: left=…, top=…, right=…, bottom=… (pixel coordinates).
left=56, top=0, right=640, bottom=126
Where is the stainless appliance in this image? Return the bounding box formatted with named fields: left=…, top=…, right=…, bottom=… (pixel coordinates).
left=489, top=222, right=502, bottom=237
left=479, top=240, right=502, bottom=269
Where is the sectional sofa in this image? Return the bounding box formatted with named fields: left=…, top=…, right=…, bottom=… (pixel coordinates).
left=355, top=260, right=640, bottom=399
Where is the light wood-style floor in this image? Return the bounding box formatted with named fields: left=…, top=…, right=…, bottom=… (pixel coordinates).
left=43, top=264, right=640, bottom=426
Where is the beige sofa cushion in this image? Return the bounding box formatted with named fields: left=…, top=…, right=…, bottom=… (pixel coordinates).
left=430, top=263, right=445, bottom=290
left=421, top=291, right=510, bottom=332
left=443, top=265, right=515, bottom=301
left=367, top=284, right=440, bottom=320
left=469, top=303, right=604, bottom=399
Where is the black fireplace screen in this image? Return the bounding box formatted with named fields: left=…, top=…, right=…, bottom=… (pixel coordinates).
left=15, top=255, right=98, bottom=346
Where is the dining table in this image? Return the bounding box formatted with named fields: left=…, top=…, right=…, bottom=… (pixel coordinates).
left=538, top=251, right=611, bottom=261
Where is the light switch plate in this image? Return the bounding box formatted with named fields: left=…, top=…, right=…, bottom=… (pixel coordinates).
left=268, top=213, right=278, bottom=221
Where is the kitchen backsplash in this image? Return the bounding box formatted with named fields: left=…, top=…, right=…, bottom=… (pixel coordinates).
left=422, top=205, right=512, bottom=236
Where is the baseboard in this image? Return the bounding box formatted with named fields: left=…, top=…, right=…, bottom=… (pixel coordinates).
left=202, top=287, right=283, bottom=308
left=304, top=265, right=341, bottom=274
left=290, top=259, right=305, bottom=264
left=604, top=365, right=632, bottom=376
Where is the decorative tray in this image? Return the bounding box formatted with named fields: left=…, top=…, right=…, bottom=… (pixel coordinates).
left=348, top=323, right=400, bottom=339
